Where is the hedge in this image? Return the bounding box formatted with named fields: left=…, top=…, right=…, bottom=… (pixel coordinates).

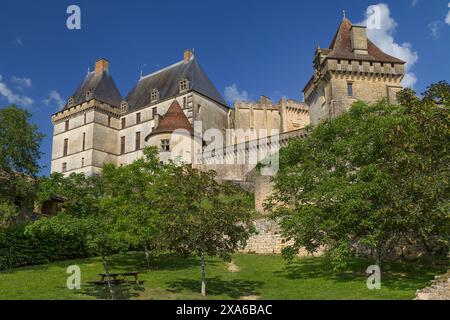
left=0, top=224, right=90, bottom=271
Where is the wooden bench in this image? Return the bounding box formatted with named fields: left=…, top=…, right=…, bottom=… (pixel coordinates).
left=93, top=272, right=144, bottom=285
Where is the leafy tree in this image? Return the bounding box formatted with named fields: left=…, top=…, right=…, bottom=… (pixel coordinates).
left=0, top=105, right=44, bottom=227
left=267, top=82, right=449, bottom=270
left=36, top=172, right=102, bottom=217
left=100, top=147, right=164, bottom=268
left=160, top=165, right=254, bottom=296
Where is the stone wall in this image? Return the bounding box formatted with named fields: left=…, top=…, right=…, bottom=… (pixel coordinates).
left=241, top=218, right=323, bottom=256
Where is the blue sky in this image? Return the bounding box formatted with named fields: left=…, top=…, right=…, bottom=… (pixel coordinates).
left=0, top=0, right=449, bottom=175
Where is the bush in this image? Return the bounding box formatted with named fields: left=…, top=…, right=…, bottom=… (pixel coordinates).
left=0, top=222, right=90, bottom=271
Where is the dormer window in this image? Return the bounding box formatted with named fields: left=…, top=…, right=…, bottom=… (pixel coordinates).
left=151, top=89, right=160, bottom=103
left=120, top=101, right=128, bottom=113
left=179, top=79, right=189, bottom=92
left=85, top=90, right=93, bottom=100
left=67, top=97, right=74, bottom=107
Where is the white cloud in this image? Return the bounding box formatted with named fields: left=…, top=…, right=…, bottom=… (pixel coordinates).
left=428, top=20, right=443, bottom=38
left=224, top=84, right=249, bottom=104
left=11, top=76, right=32, bottom=89
left=43, top=90, right=65, bottom=110
left=446, top=2, right=450, bottom=25
left=359, top=3, right=419, bottom=88
left=0, top=74, right=34, bottom=107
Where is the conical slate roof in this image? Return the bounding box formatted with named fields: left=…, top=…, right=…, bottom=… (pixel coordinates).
left=145, top=100, right=194, bottom=141
left=326, top=18, right=405, bottom=63
left=126, top=56, right=228, bottom=111
left=64, top=70, right=123, bottom=109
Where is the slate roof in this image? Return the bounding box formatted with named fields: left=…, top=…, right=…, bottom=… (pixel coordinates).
left=326, top=18, right=405, bottom=63
left=64, top=70, right=123, bottom=109
left=126, top=56, right=228, bottom=111
left=145, top=100, right=194, bottom=140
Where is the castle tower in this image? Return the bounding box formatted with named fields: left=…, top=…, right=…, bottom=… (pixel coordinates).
left=303, top=17, right=405, bottom=125
left=50, top=58, right=123, bottom=175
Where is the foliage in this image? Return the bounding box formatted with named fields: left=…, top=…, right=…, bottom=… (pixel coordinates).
left=0, top=105, right=44, bottom=227
left=0, top=219, right=90, bottom=270
left=160, top=165, right=254, bottom=295
left=267, top=82, right=450, bottom=270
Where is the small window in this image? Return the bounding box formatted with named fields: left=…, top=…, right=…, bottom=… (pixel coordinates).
left=120, top=136, right=125, bottom=155
left=161, top=139, right=170, bottom=152
left=183, top=97, right=186, bottom=108
left=151, top=89, right=160, bottom=102
left=135, top=131, right=141, bottom=151
left=85, top=90, right=92, bottom=100
left=347, top=82, right=353, bottom=97
left=108, top=116, right=111, bottom=127
left=82, top=133, right=86, bottom=151
left=179, top=79, right=188, bottom=92
left=65, top=120, right=69, bottom=131
left=67, top=97, right=74, bottom=107
left=136, top=112, right=141, bottom=124
left=121, top=118, right=126, bottom=129
left=152, top=107, right=157, bottom=119
left=81, top=157, right=85, bottom=167
left=197, top=104, right=201, bottom=113
left=63, top=138, right=68, bottom=156
left=62, top=162, right=67, bottom=172
left=83, top=113, right=87, bottom=124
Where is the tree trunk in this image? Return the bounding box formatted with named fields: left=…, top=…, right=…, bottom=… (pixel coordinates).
left=101, top=256, right=115, bottom=300
left=144, top=244, right=152, bottom=270
left=200, top=254, right=206, bottom=296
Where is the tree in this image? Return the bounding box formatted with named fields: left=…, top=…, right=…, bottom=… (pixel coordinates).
left=36, top=172, right=102, bottom=217
left=160, top=165, right=254, bottom=296
left=0, top=105, right=44, bottom=227
left=100, top=147, right=164, bottom=268
left=267, top=82, right=449, bottom=270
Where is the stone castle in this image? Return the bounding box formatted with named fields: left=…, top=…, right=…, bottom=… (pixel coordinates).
left=51, top=16, right=406, bottom=223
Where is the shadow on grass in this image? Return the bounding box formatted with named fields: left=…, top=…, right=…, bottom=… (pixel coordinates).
left=275, top=256, right=447, bottom=292
left=77, top=282, right=145, bottom=300
left=167, top=276, right=264, bottom=299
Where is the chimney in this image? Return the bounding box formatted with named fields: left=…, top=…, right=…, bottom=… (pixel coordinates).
left=94, top=58, right=110, bottom=77
left=350, top=25, right=368, bottom=55
left=183, top=49, right=194, bottom=63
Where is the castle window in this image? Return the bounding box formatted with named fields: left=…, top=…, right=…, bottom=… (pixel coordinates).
left=86, top=90, right=92, bottom=100
left=121, top=118, right=126, bottom=129
left=183, top=97, right=186, bottom=108
left=81, top=157, right=85, bottom=167
left=152, top=107, right=157, bottom=119
left=62, top=162, right=67, bottom=173
left=179, top=79, right=189, bottom=92
left=67, top=97, right=74, bottom=107
left=63, top=138, right=68, bottom=156
left=347, top=82, right=353, bottom=97
left=65, top=120, right=69, bottom=131
left=120, top=101, right=128, bottom=113
left=82, top=133, right=86, bottom=151
left=120, top=136, right=125, bottom=155
left=136, top=112, right=141, bottom=124
left=135, top=131, right=141, bottom=151
left=161, top=139, right=170, bottom=152
left=108, top=116, right=111, bottom=127
left=151, top=89, right=160, bottom=103
left=84, top=113, right=87, bottom=124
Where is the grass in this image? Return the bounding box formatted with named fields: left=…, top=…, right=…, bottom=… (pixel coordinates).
left=0, top=252, right=446, bottom=300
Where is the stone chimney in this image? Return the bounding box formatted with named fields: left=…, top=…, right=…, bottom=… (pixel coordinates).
left=94, top=58, right=110, bottom=77
left=183, top=49, right=194, bottom=63
left=350, top=25, right=368, bottom=55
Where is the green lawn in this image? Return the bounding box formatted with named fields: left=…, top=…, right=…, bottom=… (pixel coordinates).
left=0, top=253, right=446, bottom=300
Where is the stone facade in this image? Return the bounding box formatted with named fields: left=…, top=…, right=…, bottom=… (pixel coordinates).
left=303, top=18, right=405, bottom=125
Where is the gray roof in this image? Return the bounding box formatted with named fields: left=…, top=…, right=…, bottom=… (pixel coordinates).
left=64, top=70, right=123, bottom=109
left=126, top=57, right=228, bottom=111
